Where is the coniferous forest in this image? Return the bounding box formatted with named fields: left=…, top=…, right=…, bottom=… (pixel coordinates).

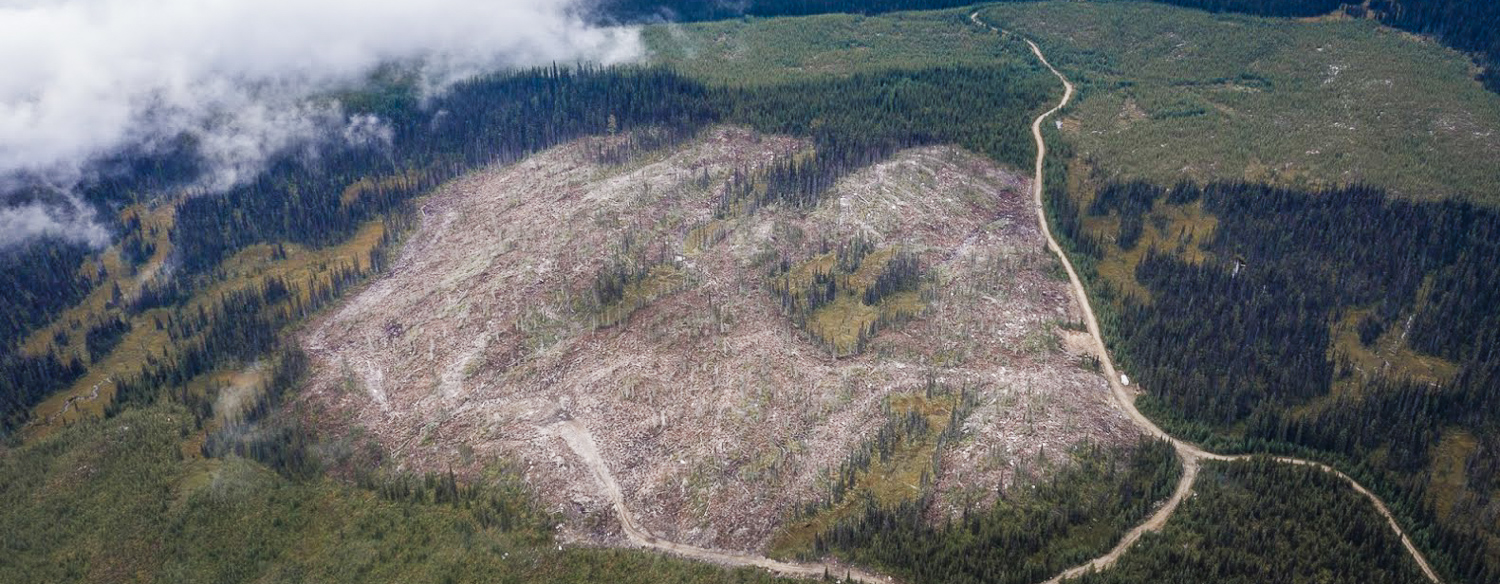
left=818, top=440, right=1180, bottom=584
left=1058, top=177, right=1500, bottom=583
left=1070, top=459, right=1434, bottom=584
left=592, top=0, right=980, bottom=23
left=605, top=0, right=1500, bottom=93
left=0, top=60, right=1050, bottom=437
left=1366, top=0, right=1500, bottom=92
left=2, top=1, right=1500, bottom=583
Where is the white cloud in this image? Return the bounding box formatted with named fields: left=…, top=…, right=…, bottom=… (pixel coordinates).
left=343, top=113, right=395, bottom=151
left=0, top=194, right=109, bottom=248
left=0, top=0, right=641, bottom=192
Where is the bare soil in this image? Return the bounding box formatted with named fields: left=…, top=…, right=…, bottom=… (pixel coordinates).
left=299, top=125, right=1135, bottom=556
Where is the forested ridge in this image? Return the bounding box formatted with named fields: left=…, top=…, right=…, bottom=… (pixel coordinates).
left=1059, top=177, right=1500, bottom=583
left=0, top=58, right=1051, bottom=438
left=592, top=0, right=980, bottom=23
left=1365, top=1, right=1500, bottom=93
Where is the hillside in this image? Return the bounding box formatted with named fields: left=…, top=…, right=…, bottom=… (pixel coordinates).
left=984, top=3, right=1500, bottom=581
left=299, top=126, right=1137, bottom=552
left=974, top=1, right=1500, bottom=201
left=0, top=403, right=804, bottom=584
left=1, top=1, right=1498, bottom=583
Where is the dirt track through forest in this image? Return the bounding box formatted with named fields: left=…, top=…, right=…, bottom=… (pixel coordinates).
left=970, top=10, right=1443, bottom=583
left=550, top=419, right=894, bottom=583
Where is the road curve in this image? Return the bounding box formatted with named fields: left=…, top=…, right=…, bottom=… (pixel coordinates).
left=539, top=15, right=1444, bottom=584
left=550, top=420, right=895, bottom=583
left=971, top=10, right=1444, bottom=584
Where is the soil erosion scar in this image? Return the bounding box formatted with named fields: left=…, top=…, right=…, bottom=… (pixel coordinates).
left=549, top=419, right=894, bottom=583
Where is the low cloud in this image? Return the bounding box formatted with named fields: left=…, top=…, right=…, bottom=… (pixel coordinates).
left=0, top=194, right=109, bottom=248
left=0, top=0, right=641, bottom=245
left=343, top=114, right=396, bottom=151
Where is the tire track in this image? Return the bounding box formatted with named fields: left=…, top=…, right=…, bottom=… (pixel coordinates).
left=970, top=9, right=1443, bottom=584
left=549, top=419, right=894, bottom=583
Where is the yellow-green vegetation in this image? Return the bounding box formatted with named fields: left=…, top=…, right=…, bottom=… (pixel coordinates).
left=20, top=203, right=176, bottom=360
left=339, top=169, right=429, bottom=206
left=683, top=219, right=728, bottom=254
left=982, top=1, right=1500, bottom=202
left=21, top=219, right=390, bottom=441
left=593, top=263, right=689, bottom=328
left=0, top=404, right=800, bottom=584
left=1426, top=430, right=1480, bottom=520
left=1079, top=197, right=1218, bottom=306
left=805, top=293, right=925, bottom=357
left=20, top=215, right=392, bottom=442
left=1329, top=307, right=1460, bottom=390
left=644, top=9, right=1022, bottom=86
left=772, top=246, right=926, bottom=357
left=771, top=390, right=964, bottom=558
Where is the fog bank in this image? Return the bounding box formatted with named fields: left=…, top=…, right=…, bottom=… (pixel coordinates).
left=0, top=0, right=641, bottom=245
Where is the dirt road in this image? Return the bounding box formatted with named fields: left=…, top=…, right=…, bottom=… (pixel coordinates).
left=971, top=10, right=1444, bottom=584
left=1041, top=444, right=1201, bottom=584
left=550, top=420, right=895, bottom=583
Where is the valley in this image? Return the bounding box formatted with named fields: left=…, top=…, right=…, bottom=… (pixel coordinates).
left=2, top=1, right=1498, bottom=583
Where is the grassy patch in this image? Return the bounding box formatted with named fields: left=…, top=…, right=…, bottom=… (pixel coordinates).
left=683, top=219, right=729, bottom=254
left=644, top=9, right=1024, bottom=86
left=593, top=263, right=690, bottom=328
left=771, top=389, right=970, bottom=558
left=1425, top=429, right=1480, bottom=521
left=982, top=1, right=1500, bottom=202
left=340, top=169, right=430, bottom=207
left=1077, top=193, right=1218, bottom=306
left=1328, top=307, right=1460, bottom=389
left=771, top=246, right=926, bottom=356
left=805, top=295, right=883, bottom=356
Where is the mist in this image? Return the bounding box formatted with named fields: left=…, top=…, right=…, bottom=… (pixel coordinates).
left=0, top=193, right=108, bottom=248
left=0, top=0, right=642, bottom=246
